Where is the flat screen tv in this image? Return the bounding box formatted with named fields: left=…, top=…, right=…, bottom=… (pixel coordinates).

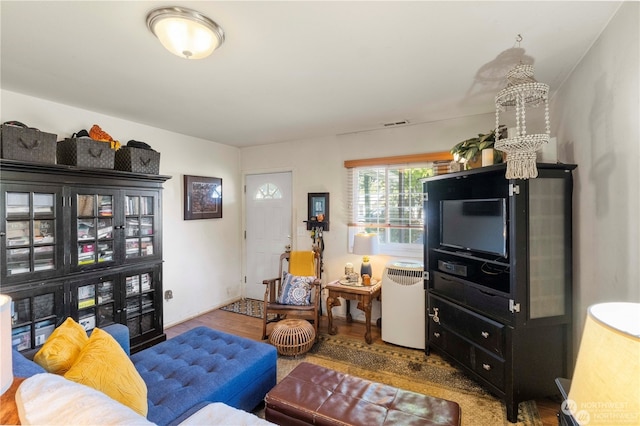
left=440, top=198, right=507, bottom=258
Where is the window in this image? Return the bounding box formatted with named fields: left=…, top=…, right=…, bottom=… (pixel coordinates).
left=348, top=164, right=434, bottom=256
left=254, top=183, right=282, bottom=200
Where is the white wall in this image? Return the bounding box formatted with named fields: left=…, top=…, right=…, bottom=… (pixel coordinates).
left=1, top=88, right=496, bottom=328
left=4, top=1, right=636, bottom=342
left=551, top=1, right=639, bottom=353
left=241, top=113, right=497, bottom=321
left=0, top=90, right=243, bottom=327
left=241, top=1, right=640, bottom=339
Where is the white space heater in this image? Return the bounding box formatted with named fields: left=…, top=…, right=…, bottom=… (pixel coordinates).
left=381, top=260, right=425, bottom=349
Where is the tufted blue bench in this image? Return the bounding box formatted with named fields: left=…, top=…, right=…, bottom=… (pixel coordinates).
left=13, top=324, right=276, bottom=425
left=130, top=326, right=277, bottom=426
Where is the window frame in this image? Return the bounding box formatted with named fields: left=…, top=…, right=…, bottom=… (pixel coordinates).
left=345, top=152, right=452, bottom=257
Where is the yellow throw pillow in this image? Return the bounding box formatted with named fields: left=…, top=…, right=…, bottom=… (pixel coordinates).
left=33, top=317, right=89, bottom=375
left=64, top=327, right=148, bottom=417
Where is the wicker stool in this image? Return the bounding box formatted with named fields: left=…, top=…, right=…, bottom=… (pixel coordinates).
left=269, top=319, right=316, bottom=356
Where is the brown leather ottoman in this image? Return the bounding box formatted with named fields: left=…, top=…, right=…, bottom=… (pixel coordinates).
left=265, top=362, right=461, bottom=426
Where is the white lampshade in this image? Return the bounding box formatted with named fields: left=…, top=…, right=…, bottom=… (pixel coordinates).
left=0, top=294, right=13, bottom=395
left=353, top=233, right=380, bottom=256
left=567, top=302, right=640, bottom=425
left=147, top=7, right=225, bottom=59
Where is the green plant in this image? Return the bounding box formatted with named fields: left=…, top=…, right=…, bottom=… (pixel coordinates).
left=451, top=125, right=507, bottom=163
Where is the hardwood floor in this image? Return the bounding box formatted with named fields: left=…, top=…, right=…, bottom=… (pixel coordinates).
left=165, top=309, right=560, bottom=426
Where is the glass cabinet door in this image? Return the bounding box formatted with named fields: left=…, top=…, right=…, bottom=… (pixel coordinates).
left=124, top=266, right=161, bottom=343
left=526, top=177, right=570, bottom=320
left=9, top=283, right=65, bottom=351
left=2, top=185, right=63, bottom=281
left=71, top=276, right=119, bottom=331
left=71, top=190, right=118, bottom=270
left=124, top=193, right=157, bottom=260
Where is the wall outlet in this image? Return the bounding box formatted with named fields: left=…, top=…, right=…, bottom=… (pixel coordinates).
left=164, top=290, right=173, bottom=300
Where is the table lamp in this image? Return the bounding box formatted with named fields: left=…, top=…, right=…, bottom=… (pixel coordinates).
left=0, top=294, right=13, bottom=395
left=566, top=302, right=639, bottom=425
left=353, top=233, right=380, bottom=279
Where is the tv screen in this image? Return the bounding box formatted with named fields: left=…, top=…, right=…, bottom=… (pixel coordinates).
left=440, top=198, right=507, bottom=257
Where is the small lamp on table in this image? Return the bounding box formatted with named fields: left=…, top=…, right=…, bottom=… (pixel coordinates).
left=353, top=233, right=380, bottom=280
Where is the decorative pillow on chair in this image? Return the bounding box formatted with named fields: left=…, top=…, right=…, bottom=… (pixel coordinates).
left=277, top=272, right=315, bottom=305
left=64, top=327, right=148, bottom=417
left=33, top=317, right=89, bottom=375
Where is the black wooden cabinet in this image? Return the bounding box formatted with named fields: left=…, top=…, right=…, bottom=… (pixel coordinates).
left=0, top=159, right=170, bottom=354
left=423, top=163, right=576, bottom=423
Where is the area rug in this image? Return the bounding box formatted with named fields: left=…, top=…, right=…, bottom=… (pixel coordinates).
left=273, top=333, right=542, bottom=426
left=224, top=299, right=542, bottom=424
left=220, top=298, right=265, bottom=318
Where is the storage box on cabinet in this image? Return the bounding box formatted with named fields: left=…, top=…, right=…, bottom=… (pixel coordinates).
left=1, top=124, right=57, bottom=164
left=114, top=147, right=160, bottom=174
left=57, top=138, right=115, bottom=169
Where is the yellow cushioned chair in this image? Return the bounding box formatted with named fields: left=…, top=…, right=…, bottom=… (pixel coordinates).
left=262, top=250, right=321, bottom=341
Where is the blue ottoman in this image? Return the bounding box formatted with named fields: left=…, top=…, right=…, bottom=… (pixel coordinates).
left=131, top=326, right=277, bottom=426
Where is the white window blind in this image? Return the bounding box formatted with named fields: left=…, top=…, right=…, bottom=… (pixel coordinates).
left=347, top=163, right=434, bottom=256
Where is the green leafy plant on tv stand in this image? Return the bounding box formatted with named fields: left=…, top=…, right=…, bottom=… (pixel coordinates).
left=450, top=125, right=507, bottom=166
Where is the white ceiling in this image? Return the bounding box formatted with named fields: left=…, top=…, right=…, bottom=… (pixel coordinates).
left=1, top=1, right=622, bottom=147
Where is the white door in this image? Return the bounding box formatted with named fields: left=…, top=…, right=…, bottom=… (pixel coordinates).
left=245, top=172, right=292, bottom=300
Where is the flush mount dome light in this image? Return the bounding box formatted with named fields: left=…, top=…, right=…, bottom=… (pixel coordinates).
left=146, top=6, right=225, bottom=59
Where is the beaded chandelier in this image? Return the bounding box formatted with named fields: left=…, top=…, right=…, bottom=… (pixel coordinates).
left=494, top=62, right=550, bottom=179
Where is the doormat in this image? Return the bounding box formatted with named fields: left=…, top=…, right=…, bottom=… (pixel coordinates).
left=220, top=298, right=266, bottom=319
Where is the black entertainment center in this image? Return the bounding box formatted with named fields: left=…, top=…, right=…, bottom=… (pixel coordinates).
left=423, top=163, right=576, bottom=422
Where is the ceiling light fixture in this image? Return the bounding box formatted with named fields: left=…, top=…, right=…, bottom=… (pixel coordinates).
left=146, top=6, right=225, bottom=59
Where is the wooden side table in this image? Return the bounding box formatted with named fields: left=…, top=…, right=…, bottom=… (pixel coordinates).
left=1, top=377, right=26, bottom=425
left=326, top=280, right=381, bottom=344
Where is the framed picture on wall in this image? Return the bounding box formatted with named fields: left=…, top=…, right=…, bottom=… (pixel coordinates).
left=307, top=192, right=329, bottom=231
left=184, top=175, right=222, bottom=220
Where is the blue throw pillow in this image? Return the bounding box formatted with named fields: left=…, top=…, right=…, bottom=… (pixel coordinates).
left=278, top=272, right=314, bottom=305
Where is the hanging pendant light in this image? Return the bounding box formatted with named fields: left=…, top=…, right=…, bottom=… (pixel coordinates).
left=494, top=36, right=550, bottom=179
left=147, top=7, right=225, bottom=59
